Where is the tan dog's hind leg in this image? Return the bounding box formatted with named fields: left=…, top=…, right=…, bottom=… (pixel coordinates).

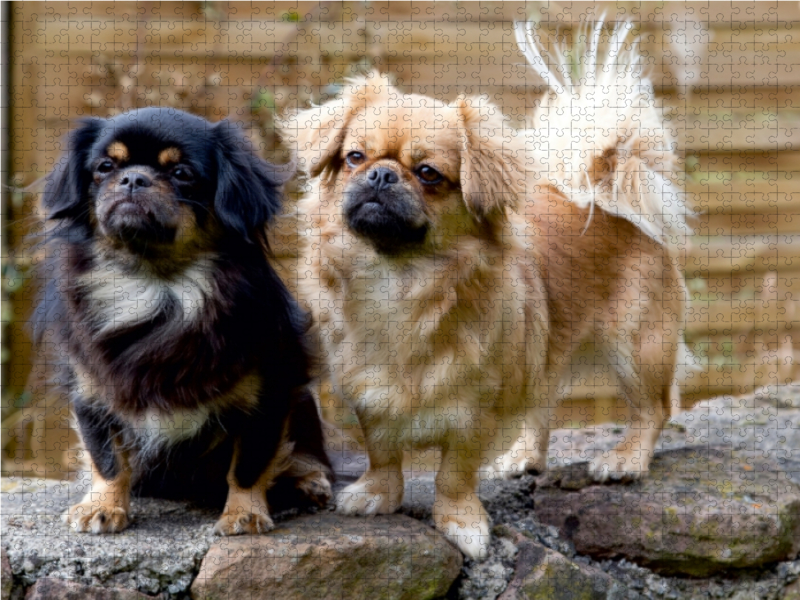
left=434, top=440, right=489, bottom=560
left=590, top=395, right=668, bottom=481
left=64, top=453, right=131, bottom=534
left=498, top=421, right=550, bottom=478
left=494, top=399, right=552, bottom=479
left=590, top=317, right=674, bottom=482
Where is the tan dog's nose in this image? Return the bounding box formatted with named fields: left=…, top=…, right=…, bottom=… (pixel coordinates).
left=367, top=166, right=398, bottom=191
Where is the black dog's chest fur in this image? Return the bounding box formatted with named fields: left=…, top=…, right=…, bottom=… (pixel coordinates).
left=44, top=239, right=321, bottom=501
left=51, top=242, right=306, bottom=417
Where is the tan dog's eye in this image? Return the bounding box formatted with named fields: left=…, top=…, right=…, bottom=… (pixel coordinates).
left=416, top=165, right=443, bottom=185
left=97, top=160, right=115, bottom=174
left=345, top=152, right=366, bottom=168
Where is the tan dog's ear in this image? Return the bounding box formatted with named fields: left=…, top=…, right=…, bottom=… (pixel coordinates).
left=281, top=96, right=356, bottom=179
left=455, top=95, right=526, bottom=221
left=281, top=74, right=395, bottom=179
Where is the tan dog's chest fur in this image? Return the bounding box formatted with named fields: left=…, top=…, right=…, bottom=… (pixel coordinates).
left=301, top=187, right=548, bottom=450
left=287, top=81, right=549, bottom=557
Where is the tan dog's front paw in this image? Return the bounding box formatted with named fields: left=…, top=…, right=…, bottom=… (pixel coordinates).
left=434, top=509, right=490, bottom=560
left=336, top=478, right=402, bottom=516
left=589, top=449, right=650, bottom=482
left=213, top=510, right=274, bottom=535
left=64, top=503, right=129, bottom=534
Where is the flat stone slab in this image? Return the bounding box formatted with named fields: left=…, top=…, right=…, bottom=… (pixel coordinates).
left=25, top=577, right=153, bottom=600
left=1, top=477, right=217, bottom=597
left=530, top=387, right=800, bottom=577
left=191, top=513, right=462, bottom=600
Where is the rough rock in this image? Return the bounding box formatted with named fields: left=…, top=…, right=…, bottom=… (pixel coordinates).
left=533, top=391, right=800, bottom=576
left=1, top=476, right=462, bottom=600
left=2, top=548, right=14, bottom=600
left=454, top=385, right=800, bottom=598
left=3, top=385, right=800, bottom=599
left=1, top=477, right=218, bottom=598
left=25, top=578, right=152, bottom=599
left=191, top=512, right=462, bottom=600
left=496, top=532, right=620, bottom=600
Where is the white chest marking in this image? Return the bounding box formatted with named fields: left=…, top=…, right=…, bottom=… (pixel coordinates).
left=86, top=257, right=215, bottom=333
left=166, top=261, right=215, bottom=320
left=131, top=406, right=211, bottom=456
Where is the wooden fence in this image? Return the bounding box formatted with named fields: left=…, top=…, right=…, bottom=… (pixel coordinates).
left=4, top=1, right=800, bottom=477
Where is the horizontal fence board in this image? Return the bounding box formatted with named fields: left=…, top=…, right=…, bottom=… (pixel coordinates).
left=688, top=270, right=800, bottom=298
left=15, top=2, right=800, bottom=26
left=19, top=108, right=800, bottom=184
left=687, top=299, right=799, bottom=336
left=699, top=213, right=800, bottom=236
left=17, top=79, right=800, bottom=182
left=689, top=150, right=800, bottom=172
left=677, top=107, right=800, bottom=152
left=686, top=234, right=800, bottom=275
left=14, top=17, right=800, bottom=87
left=367, top=2, right=800, bottom=25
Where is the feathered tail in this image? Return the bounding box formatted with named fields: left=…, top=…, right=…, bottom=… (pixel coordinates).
left=515, top=20, right=690, bottom=254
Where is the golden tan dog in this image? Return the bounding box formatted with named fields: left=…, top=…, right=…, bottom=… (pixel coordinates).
left=283, top=21, right=690, bottom=559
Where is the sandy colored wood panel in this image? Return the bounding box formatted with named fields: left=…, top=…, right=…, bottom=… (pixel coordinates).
left=687, top=234, right=800, bottom=275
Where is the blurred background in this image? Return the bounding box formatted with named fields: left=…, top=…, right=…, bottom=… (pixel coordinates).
left=3, top=1, right=800, bottom=479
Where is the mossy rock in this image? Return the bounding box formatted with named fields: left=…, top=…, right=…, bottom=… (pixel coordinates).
left=534, top=447, right=800, bottom=576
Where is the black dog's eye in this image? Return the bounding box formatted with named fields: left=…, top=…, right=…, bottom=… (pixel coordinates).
left=416, top=165, right=443, bottom=185
left=96, top=160, right=115, bottom=174
left=171, top=166, right=194, bottom=183
left=345, top=151, right=366, bottom=168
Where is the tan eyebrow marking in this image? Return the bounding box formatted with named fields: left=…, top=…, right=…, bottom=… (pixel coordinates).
left=106, top=142, right=129, bottom=162
left=158, top=147, right=182, bottom=166
left=410, top=148, right=428, bottom=163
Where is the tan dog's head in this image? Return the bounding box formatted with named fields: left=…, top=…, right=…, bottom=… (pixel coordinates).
left=283, top=74, right=526, bottom=254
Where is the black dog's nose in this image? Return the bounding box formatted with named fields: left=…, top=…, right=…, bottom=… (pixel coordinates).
left=118, top=171, right=153, bottom=190
left=367, top=167, right=399, bottom=191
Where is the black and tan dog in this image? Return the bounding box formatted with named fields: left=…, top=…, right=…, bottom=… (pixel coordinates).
left=36, top=107, right=332, bottom=535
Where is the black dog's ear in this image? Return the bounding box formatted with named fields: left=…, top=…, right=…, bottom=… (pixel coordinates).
left=213, top=120, right=288, bottom=242
left=44, top=118, right=103, bottom=221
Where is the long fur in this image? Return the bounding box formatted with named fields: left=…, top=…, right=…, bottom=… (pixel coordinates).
left=36, top=108, right=332, bottom=536
left=515, top=20, right=690, bottom=253
left=284, top=74, right=548, bottom=560
left=285, top=21, right=694, bottom=561
left=515, top=19, right=698, bottom=401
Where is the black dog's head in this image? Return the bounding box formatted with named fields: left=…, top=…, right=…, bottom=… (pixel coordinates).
left=44, top=107, right=286, bottom=257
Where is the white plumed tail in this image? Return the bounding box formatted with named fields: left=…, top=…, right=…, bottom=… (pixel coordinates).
left=515, top=20, right=690, bottom=254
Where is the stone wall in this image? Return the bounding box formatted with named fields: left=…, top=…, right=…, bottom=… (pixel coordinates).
left=3, top=386, right=800, bottom=599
